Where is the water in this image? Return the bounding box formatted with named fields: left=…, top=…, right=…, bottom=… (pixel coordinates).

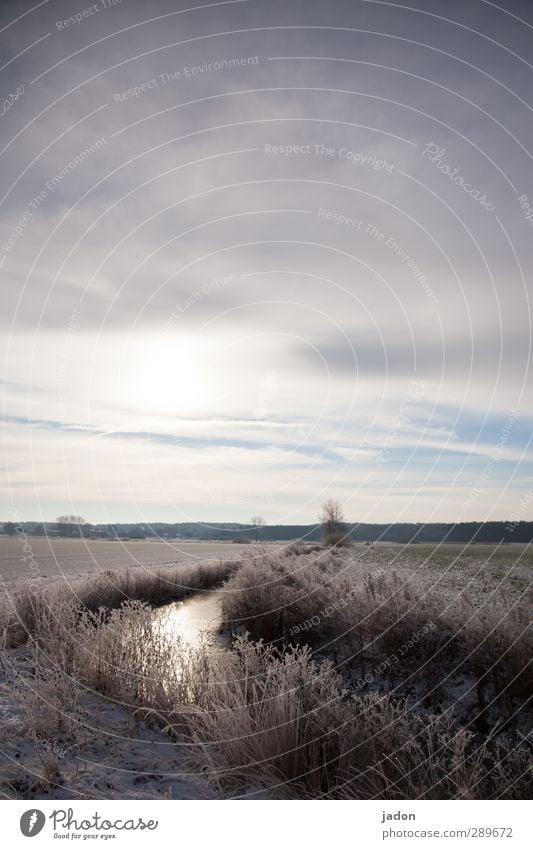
left=155, top=590, right=224, bottom=647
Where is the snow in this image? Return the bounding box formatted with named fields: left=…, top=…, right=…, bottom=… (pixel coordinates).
left=0, top=648, right=215, bottom=800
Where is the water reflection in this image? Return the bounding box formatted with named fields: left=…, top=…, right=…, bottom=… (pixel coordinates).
left=155, top=590, right=223, bottom=647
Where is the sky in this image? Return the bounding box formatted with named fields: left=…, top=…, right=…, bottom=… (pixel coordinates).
left=1, top=0, right=532, bottom=525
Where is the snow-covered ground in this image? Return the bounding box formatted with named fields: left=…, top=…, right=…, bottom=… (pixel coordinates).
left=0, top=646, right=215, bottom=800
left=0, top=537, right=262, bottom=588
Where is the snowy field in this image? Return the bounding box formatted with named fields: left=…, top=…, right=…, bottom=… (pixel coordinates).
left=1, top=537, right=529, bottom=593
left=0, top=537, right=270, bottom=588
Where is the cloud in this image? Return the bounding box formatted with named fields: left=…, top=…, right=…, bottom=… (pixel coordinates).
left=1, top=0, right=531, bottom=522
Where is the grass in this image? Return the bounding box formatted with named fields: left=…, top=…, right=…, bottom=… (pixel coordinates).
left=220, top=549, right=532, bottom=733
left=6, top=599, right=530, bottom=799
left=0, top=557, right=239, bottom=647
left=1, top=547, right=531, bottom=799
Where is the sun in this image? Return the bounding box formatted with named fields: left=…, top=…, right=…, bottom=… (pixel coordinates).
left=125, top=336, right=204, bottom=415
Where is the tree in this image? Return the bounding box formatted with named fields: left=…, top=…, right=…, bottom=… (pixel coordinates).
left=250, top=516, right=266, bottom=542
left=56, top=514, right=87, bottom=524
left=320, top=499, right=348, bottom=547
left=56, top=515, right=88, bottom=537
left=3, top=521, right=16, bottom=536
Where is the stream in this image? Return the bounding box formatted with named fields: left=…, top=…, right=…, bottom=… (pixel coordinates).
left=154, top=589, right=225, bottom=646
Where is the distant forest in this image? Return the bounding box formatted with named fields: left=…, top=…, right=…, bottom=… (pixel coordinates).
left=2, top=519, right=532, bottom=543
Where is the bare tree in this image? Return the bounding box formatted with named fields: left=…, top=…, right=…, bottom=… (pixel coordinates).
left=56, top=515, right=88, bottom=537
left=3, top=521, right=16, bottom=536
left=320, top=499, right=348, bottom=547
left=250, top=516, right=266, bottom=542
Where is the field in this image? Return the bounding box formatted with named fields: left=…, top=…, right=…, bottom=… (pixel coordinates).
left=336, top=541, right=531, bottom=604
left=2, top=535, right=527, bottom=591
left=0, top=536, right=262, bottom=587
left=0, top=542, right=531, bottom=800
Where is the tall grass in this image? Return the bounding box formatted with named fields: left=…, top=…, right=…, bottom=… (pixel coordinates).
left=220, top=551, right=532, bottom=729
left=6, top=585, right=529, bottom=800
left=1, top=558, right=239, bottom=647
left=220, top=549, right=341, bottom=643
left=185, top=643, right=531, bottom=799
left=2, top=550, right=531, bottom=800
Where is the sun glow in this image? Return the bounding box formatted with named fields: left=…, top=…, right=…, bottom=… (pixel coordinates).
left=125, top=337, right=206, bottom=415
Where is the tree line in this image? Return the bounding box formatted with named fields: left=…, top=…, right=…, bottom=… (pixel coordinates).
left=2, top=512, right=532, bottom=543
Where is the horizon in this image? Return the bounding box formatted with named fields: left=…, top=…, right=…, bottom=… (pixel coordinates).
left=4, top=514, right=528, bottom=527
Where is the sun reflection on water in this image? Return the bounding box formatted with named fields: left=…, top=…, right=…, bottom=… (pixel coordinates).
left=154, top=591, right=223, bottom=648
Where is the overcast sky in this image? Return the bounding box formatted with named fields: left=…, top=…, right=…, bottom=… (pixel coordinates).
left=1, top=0, right=532, bottom=524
